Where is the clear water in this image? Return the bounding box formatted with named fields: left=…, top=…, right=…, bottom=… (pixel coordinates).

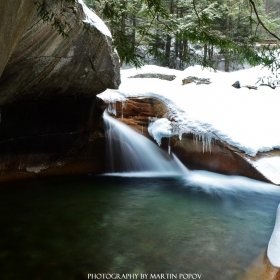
left=0, top=175, right=279, bottom=280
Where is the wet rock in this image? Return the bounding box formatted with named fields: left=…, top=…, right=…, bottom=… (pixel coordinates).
left=237, top=249, right=280, bottom=280
left=105, top=97, right=271, bottom=183
left=0, top=97, right=107, bottom=182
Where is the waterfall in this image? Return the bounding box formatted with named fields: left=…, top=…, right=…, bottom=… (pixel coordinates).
left=102, top=110, right=280, bottom=194
left=103, top=110, right=188, bottom=176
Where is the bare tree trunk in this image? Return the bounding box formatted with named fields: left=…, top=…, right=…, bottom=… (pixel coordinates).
left=165, top=0, right=174, bottom=67
left=204, top=44, right=207, bottom=63
left=225, top=12, right=230, bottom=72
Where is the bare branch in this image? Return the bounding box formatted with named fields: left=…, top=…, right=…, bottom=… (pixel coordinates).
left=249, top=0, right=280, bottom=40
left=192, top=0, right=201, bottom=27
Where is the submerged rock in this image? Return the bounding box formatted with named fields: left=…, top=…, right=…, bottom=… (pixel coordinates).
left=237, top=249, right=280, bottom=280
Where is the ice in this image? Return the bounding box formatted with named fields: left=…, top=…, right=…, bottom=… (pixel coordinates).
left=268, top=204, right=280, bottom=267
left=108, top=102, right=116, bottom=116
left=148, top=117, right=215, bottom=153
left=248, top=157, right=280, bottom=185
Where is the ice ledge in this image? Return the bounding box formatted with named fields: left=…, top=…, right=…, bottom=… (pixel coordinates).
left=268, top=204, right=280, bottom=267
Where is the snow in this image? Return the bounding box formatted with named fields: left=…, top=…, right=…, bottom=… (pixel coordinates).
left=98, top=64, right=280, bottom=157
left=77, top=0, right=112, bottom=38
left=248, top=157, right=280, bottom=185
left=268, top=204, right=280, bottom=267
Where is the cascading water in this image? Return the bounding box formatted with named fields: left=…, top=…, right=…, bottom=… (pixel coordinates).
left=103, top=110, right=280, bottom=195
left=103, top=110, right=188, bottom=176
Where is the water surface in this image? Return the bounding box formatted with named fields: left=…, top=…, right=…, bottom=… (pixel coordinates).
left=0, top=175, right=279, bottom=280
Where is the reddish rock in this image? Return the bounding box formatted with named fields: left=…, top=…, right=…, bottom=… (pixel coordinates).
left=107, top=97, right=271, bottom=183
left=0, top=96, right=107, bottom=183
left=237, top=249, right=280, bottom=280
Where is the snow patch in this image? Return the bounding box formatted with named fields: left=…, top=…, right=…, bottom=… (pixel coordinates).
left=268, top=204, right=280, bottom=267
left=248, top=157, right=280, bottom=185
left=77, top=0, right=112, bottom=38
left=98, top=64, right=280, bottom=157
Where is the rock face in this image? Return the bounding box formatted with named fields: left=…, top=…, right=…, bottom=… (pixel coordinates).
left=0, top=0, right=37, bottom=77
left=105, top=97, right=271, bottom=183
left=0, top=0, right=120, bottom=105
left=0, top=0, right=120, bottom=181
left=0, top=96, right=108, bottom=182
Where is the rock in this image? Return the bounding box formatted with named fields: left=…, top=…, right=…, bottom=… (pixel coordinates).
left=245, top=85, right=258, bottom=90
left=129, top=73, right=176, bottom=81
left=232, top=81, right=241, bottom=88
left=182, top=76, right=211, bottom=85
left=0, top=96, right=107, bottom=182
left=260, top=84, right=276, bottom=89
left=0, top=0, right=37, bottom=77
left=0, top=0, right=120, bottom=182
left=100, top=97, right=168, bottom=139
left=104, top=97, right=271, bottom=183
left=0, top=0, right=120, bottom=105
left=237, top=249, right=280, bottom=280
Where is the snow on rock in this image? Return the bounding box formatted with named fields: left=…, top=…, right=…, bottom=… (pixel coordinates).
left=148, top=118, right=175, bottom=145
left=248, top=157, right=280, bottom=185
left=77, top=0, right=112, bottom=38
left=98, top=64, right=280, bottom=157
left=268, top=204, right=280, bottom=267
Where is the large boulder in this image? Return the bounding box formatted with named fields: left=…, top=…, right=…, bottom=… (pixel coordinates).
left=0, top=0, right=37, bottom=77
left=0, top=0, right=120, bottom=181
left=0, top=0, right=120, bottom=105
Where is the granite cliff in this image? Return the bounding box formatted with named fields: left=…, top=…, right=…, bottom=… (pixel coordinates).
left=0, top=0, right=120, bottom=181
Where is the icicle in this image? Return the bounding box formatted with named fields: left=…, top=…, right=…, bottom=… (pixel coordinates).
left=108, top=101, right=117, bottom=116
left=192, top=132, right=213, bottom=153
left=168, top=137, right=171, bottom=155
left=121, top=101, right=125, bottom=119
left=179, top=130, right=182, bottom=141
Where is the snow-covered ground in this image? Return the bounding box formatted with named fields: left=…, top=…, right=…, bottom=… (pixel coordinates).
left=98, top=64, right=280, bottom=184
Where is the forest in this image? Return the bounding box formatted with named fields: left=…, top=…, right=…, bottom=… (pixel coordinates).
left=84, top=0, right=280, bottom=71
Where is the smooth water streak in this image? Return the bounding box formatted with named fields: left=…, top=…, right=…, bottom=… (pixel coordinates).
left=103, top=110, right=188, bottom=175
left=103, top=110, right=280, bottom=195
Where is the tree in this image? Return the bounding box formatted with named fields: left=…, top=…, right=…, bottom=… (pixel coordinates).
left=40, top=0, right=280, bottom=72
